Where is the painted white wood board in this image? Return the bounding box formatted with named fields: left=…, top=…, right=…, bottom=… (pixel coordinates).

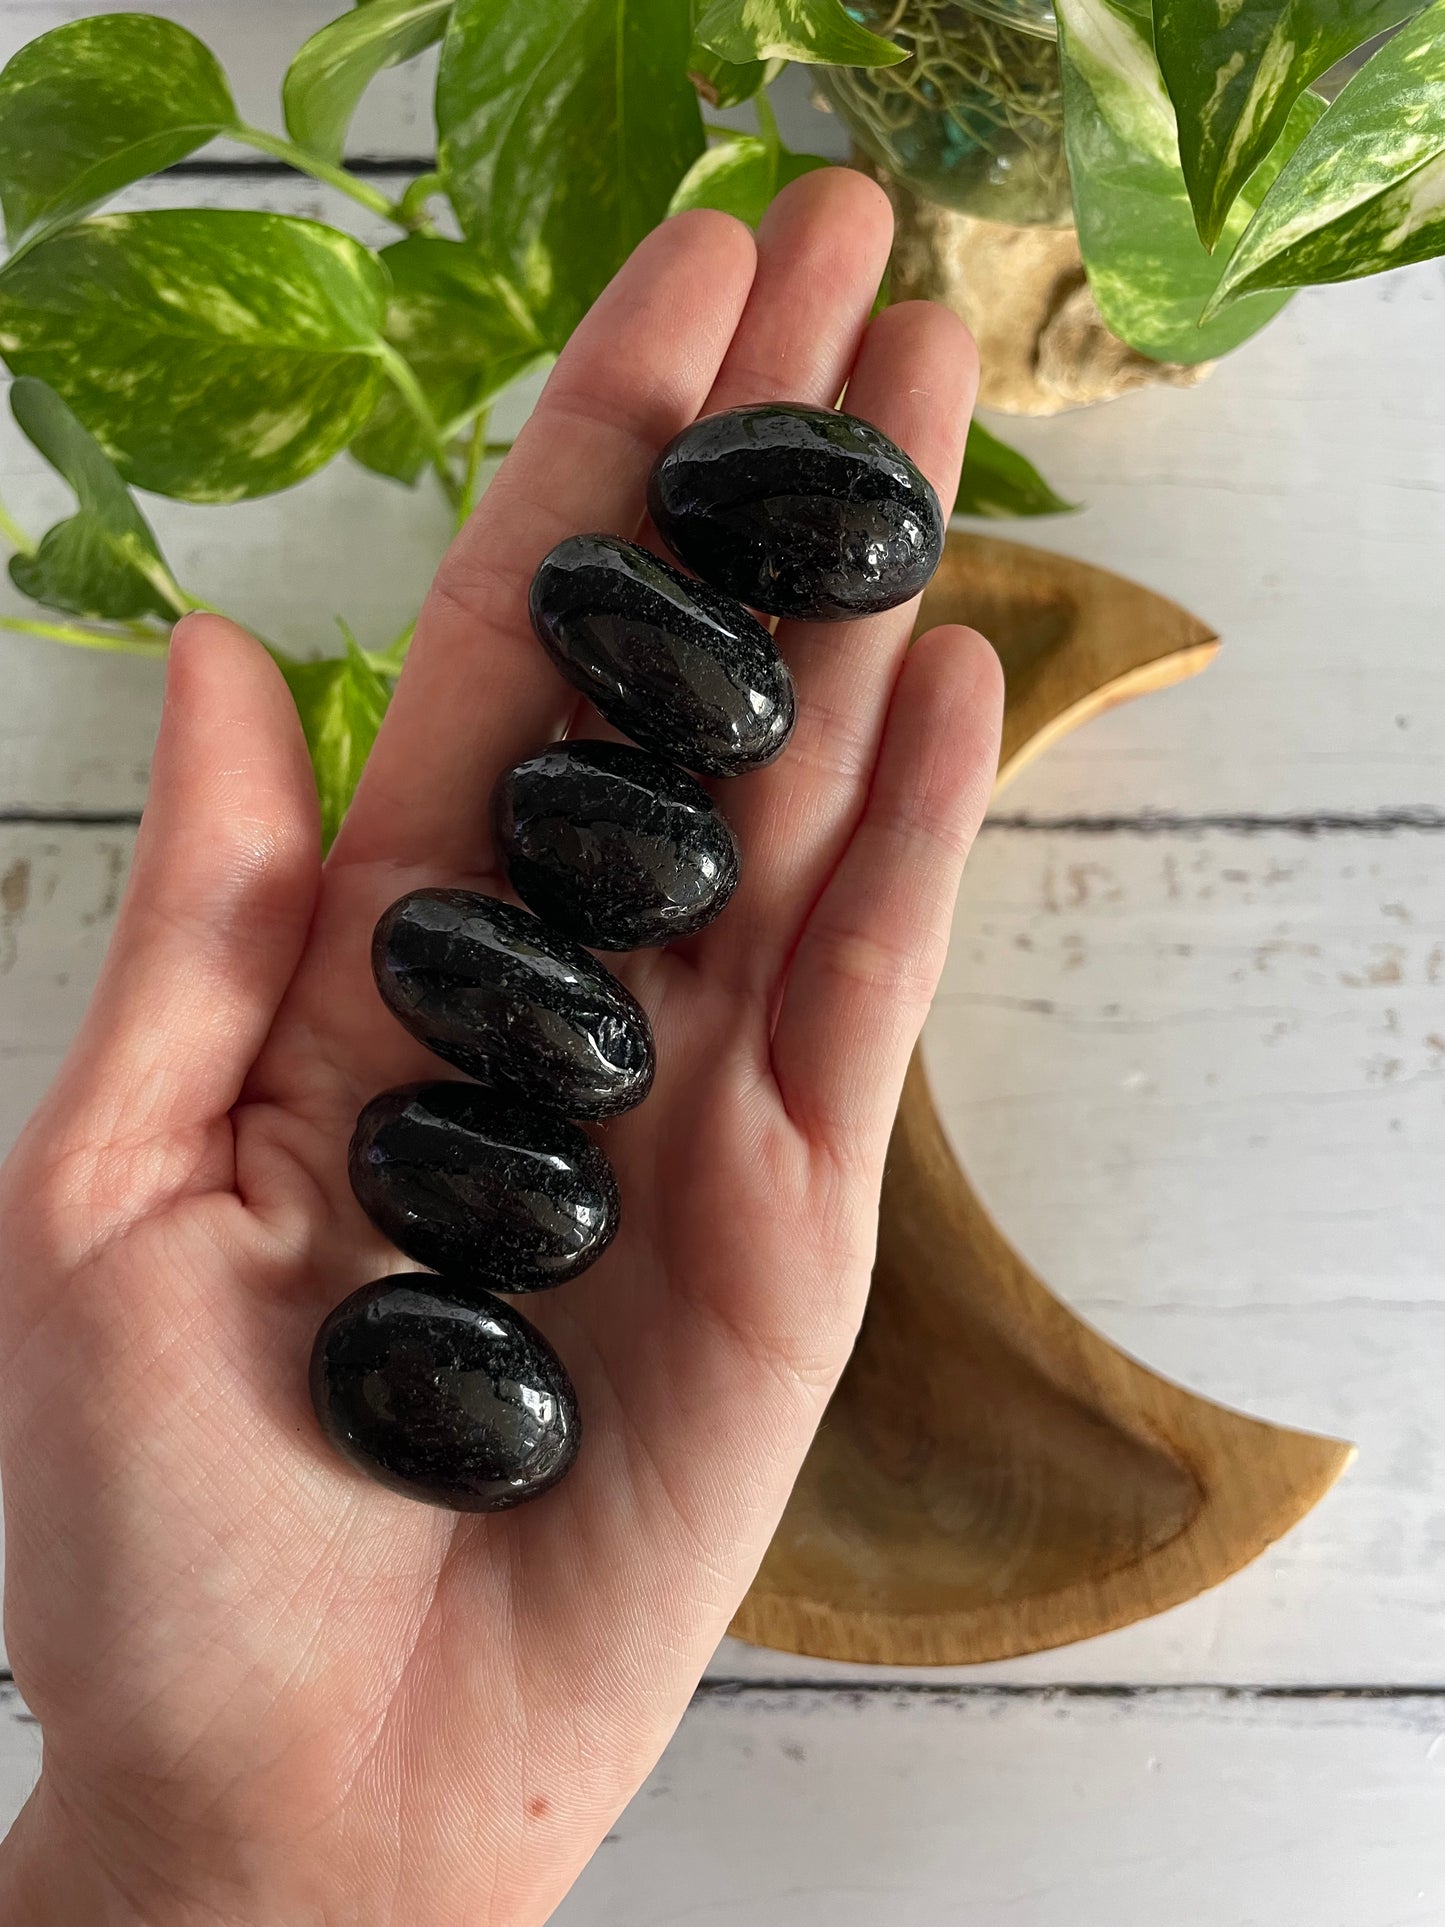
left=3, top=820, right=1443, bottom=1685
left=0, top=1682, right=1440, bottom=1918
left=553, top=1687, right=1445, bottom=1927
left=0, top=1685, right=39, bottom=1835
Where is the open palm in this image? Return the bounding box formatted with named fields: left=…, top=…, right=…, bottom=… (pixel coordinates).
left=0, top=171, right=1000, bottom=1927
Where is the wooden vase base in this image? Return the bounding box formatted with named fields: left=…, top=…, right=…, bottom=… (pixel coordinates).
left=731, top=533, right=1353, bottom=1666
left=865, top=160, right=1215, bottom=416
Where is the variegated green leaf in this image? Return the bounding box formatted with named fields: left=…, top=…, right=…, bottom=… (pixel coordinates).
left=687, top=41, right=783, bottom=106
left=351, top=235, right=548, bottom=484
left=0, top=15, right=236, bottom=255
left=7, top=377, right=181, bottom=621
left=693, top=0, right=907, bottom=65
left=1058, top=0, right=1325, bottom=361
left=954, top=422, right=1077, bottom=519
left=1154, top=0, right=1420, bottom=249
left=283, top=0, right=451, bottom=164
left=668, top=136, right=829, bottom=226
left=0, top=210, right=389, bottom=503
left=276, top=639, right=392, bottom=852
left=1210, top=4, right=1445, bottom=311
left=437, top=0, right=704, bottom=350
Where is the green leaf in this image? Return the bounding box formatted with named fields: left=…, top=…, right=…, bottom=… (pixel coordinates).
left=668, top=136, right=829, bottom=226
left=283, top=0, right=452, bottom=164
left=687, top=42, right=783, bottom=107
left=1209, top=5, right=1445, bottom=311
left=693, top=0, right=908, bottom=65
left=0, top=14, right=236, bottom=254
left=437, top=0, right=705, bottom=350
left=276, top=640, right=392, bottom=852
left=7, top=377, right=181, bottom=621
left=1154, top=0, right=1421, bottom=250
left=0, top=210, right=390, bottom=503
left=954, top=422, right=1077, bottom=519
left=687, top=0, right=783, bottom=103
left=350, top=235, right=548, bottom=483
left=1057, top=0, right=1326, bottom=362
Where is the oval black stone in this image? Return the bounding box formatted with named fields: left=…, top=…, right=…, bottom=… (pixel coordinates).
left=310, top=1276, right=580, bottom=1512
left=528, top=533, right=795, bottom=777
left=493, top=739, right=740, bottom=950
left=349, top=1082, right=619, bottom=1289
left=647, top=401, right=944, bottom=621
left=372, top=889, right=654, bottom=1119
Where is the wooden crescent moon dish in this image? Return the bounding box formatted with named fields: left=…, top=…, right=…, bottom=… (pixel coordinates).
left=732, top=529, right=1354, bottom=1666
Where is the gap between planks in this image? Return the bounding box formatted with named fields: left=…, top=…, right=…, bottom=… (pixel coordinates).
left=3, top=809, right=1445, bottom=834
left=3, top=1670, right=1440, bottom=1708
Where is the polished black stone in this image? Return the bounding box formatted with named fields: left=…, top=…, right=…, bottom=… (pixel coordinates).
left=310, top=1276, right=580, bottom=1512
left=528, top=533, right=795, bottom=777
left=349, top=1082, right=620, bottom=1289
left=493, top=739, right=740, bottom=950
left=372, top=889, right=654, bottom=1119
left=647, top=401, right=944, bottom=621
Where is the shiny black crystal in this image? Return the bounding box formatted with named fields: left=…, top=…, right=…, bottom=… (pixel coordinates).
left=310, top=1276, right=580, bottom=1512
left=349, top=1082, right=620, bottom=1289
left=493, top=739, right=740, bottom=950
left=528, top=533, right=795, bottom=776
left=372, top=889, right=654, bottom=1119
left=647, top=401, right=944, bottom=621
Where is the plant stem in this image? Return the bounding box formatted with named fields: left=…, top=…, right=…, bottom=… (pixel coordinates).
left=754, top=88, right=781, bottom=150
left=366, top=619, right=415, bottom=676
left=375, top=344, right=459, bottom=509
left=0, top=496, right=34, bottom=556
left=132, top=555, right=215, bottom=622
left=0, top=613, right=169, bottom=658
left=232, top=123, right=402, bottom=226
left=456, top=407, right=491, bottom=530
left=394, top=172, right=444, bottom=233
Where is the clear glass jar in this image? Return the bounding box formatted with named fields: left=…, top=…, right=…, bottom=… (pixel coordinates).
left=819, top=0, right=1072, bottom=228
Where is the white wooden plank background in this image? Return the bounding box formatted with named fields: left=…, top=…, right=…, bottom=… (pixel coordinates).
left=0, top=1683, right=1441, bottom=1923
left=2, top=3, right=1443, bottom=1916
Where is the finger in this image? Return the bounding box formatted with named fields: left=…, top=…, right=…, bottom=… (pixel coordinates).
left=31, top=616, right=319, bottom=1170
left=771, top=625, right=1002, bottom=1160
left=692, top=165, right=894, bottom=417
left=336, top=210, right=758, bottom=874
left=570, top=165, right=895, bottom=754
left=565, top=167, right=897, bottom=757
left=707, top=299, right=980, bottom=987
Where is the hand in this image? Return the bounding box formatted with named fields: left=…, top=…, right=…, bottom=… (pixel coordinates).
left=0, top=170, right=1001, bottom=1927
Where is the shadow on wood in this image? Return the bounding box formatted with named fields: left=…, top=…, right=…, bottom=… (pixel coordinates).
left=732, top=531, right=1354, bottom=1665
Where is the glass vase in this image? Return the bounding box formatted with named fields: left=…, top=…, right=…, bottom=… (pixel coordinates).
left=820, top=0, right=1072, bottom=228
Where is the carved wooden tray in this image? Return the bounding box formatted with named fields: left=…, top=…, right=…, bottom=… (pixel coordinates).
left=732, top=530, right=1353, bottom=1666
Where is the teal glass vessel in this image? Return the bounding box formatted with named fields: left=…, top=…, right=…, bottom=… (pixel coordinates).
left=820, top=0, right=1072, bottom=227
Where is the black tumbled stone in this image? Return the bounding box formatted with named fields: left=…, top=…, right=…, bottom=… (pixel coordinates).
left=528, top=533, right=795, bottom=777
left=647, top=401, right=944, bottom=621
left=372, top=889, right=654, bottom=1119
left=493, top=739, right=740, bottom=950
left=349, top=1082, right=619, bottom=1289
left=310, top=1276, right=580, bottom=1512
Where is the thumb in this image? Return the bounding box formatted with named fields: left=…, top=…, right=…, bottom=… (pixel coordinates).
left=25, top=616, right=319, bottom=1200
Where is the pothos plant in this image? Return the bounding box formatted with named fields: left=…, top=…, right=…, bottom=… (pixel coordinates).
left=1055, top=0, right=1445, bottom=364
left=834, top=0, right=1445, bottom=364
left=0, top=0, right=1068, bottom=846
